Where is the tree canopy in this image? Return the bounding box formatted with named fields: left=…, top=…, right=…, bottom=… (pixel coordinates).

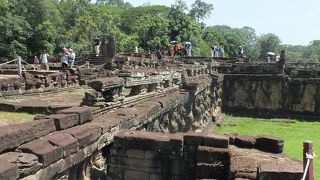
left=0, top=0, right=319, bottom=62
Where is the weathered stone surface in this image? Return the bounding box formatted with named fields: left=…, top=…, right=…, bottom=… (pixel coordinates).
left=124, top=170, right=149, bottom=180
left=196, top=146, right=229, bottom=179
left=255, top=135, right=284, bottom=153
left=25, top=118, right=56, bottom=138
left=126, top=149, right=145, bottom=159
left=49, top=114, right=79, bottom=130
left=57, top=106, right=93, bottom=124
left=183, top=132, right=206, bottom=146
left=46, top=132, right=79, bottom=157
left=88, top=77, right=125, bottom=91
left=0, top=152, right=40, bottom=178
left=0, top=124, right=35, bottom=153
left=234, top=135, right=256, bottom=148
left=0, top=158, right=18, bottom=180
left=130, top=101, right=162, bottom=122
left=20, top=139, right=63, bottom=167
left=204, top=134, right=229, bottom=148
left=114, top=130, right=183, bottom=154
left=258, top=159, right=303, bottom=180
left=229, top=145, right=303, bottom=180
left=63, top=126, right=93, bottom=148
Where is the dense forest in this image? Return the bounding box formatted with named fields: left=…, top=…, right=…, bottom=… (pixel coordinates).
left=0, top=0, right=320, bottom=62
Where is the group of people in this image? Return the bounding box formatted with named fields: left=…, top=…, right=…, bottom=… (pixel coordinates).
left=33, top=50, right=50, bottom=71
left=211, top=45, right=224, bottom=58
left=61, top=48, right=76, bottom=69
left=169, top=42, right=192, bottom=58
left=33, top=48, right=76, bottom=71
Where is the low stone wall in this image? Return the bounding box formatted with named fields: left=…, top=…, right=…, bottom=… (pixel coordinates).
left=108, top=130, right=302, bottom=180
left=223, top=74, right=320, bottom=119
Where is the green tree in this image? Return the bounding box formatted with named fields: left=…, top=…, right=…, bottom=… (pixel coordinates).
left=258, top=33, right=281, bottom=60
left=0, top=0, right=31, bottom=58
left=133, top=14, right=169, bottom=51
left=189, top=0, right=214, bottom=22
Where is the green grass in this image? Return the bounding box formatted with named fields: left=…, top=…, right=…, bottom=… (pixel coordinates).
left=216, top=114, right=320, bottom=179
left=0, top=112, right=35, bottom=125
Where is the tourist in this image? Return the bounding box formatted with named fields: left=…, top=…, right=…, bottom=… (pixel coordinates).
left=174, top=43, right=180, bottom=56
left=220, top=47, right=225, bottom=58
left=40, top=50, right=49, bottom=71
left=69, top=48, right=76, bottom=68
left=169, top=46, right=174, bottom=58
left=94, top=37, right=101, bottom=56
left=33, top=56, right=39, bottom=64
left=211, top=45, right=215, bottom=57
left=135, top=44, right=139, bottom=53
left=238, top=46, right=244, bottom=57
left=61, top=48, right=69, bottom=70
left=188, top=43, right=192, bottom=57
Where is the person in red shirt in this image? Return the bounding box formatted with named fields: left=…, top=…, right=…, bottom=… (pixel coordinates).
left=175, top=43, right=180, bottom=55
left=169, top=46, right=174, bottom=58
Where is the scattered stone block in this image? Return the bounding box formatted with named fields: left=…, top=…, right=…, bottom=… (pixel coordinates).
left=255, top=135, right=284, bottom=153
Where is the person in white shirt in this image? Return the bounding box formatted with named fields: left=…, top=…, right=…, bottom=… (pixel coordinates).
left=40, top=50, right=49, bottom=71
left=69, top=48, right=76, bottom=68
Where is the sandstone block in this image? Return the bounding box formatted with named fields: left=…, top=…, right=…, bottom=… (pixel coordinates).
left=197, top=146, right=230, bottom=164
left=0, top=124, right=35, bottom=153
left=124, top=170, right=149, bottom=180
left=196, top=163, right=228, bottom=179
left=234, top=135, right=256, bottom=148
left=64, top=126, right=93, bottom=148
left=204, top=134, right=229, bottom=148
left=0, top=158, right=18, bottom=180
left=46, top=132, right=79, bottom=157
left=25, top=118, right=56, bottom=138
left=114, top=131, right=159, bottom=151
left=21, top=139, right=63, bottom=167
left=183, top=132, right=206, bottom=146
left=49, top=114, right=79, bottom=130
left=110, top=156, right=161, bottom=168
left=0, top=152, right=40, bottom=178
left=255, top=135, right=284, bottom=153
left=127, top=149, right=145, bottom=159
left=258, top=159, right=303, bottom=180
left=57, top=106, right=93, bottom=124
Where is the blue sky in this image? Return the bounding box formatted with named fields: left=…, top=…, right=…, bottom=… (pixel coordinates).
left=125, top=0, right=320, bottom=45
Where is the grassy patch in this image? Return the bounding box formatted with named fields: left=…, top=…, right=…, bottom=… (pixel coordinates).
left=0, top=112, right=35, bottom=126
left=216, top=114, right=320, bottom=178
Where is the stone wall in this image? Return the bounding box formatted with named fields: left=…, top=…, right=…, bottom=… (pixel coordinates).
left=107, top=130, right=302, bottom=180
left=0, top=72, right=222, bottom=179
left=223, top=74, right=320, bottom=118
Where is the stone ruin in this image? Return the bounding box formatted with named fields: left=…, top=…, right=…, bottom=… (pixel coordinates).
left=0, top=52, right=319, bottom=179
